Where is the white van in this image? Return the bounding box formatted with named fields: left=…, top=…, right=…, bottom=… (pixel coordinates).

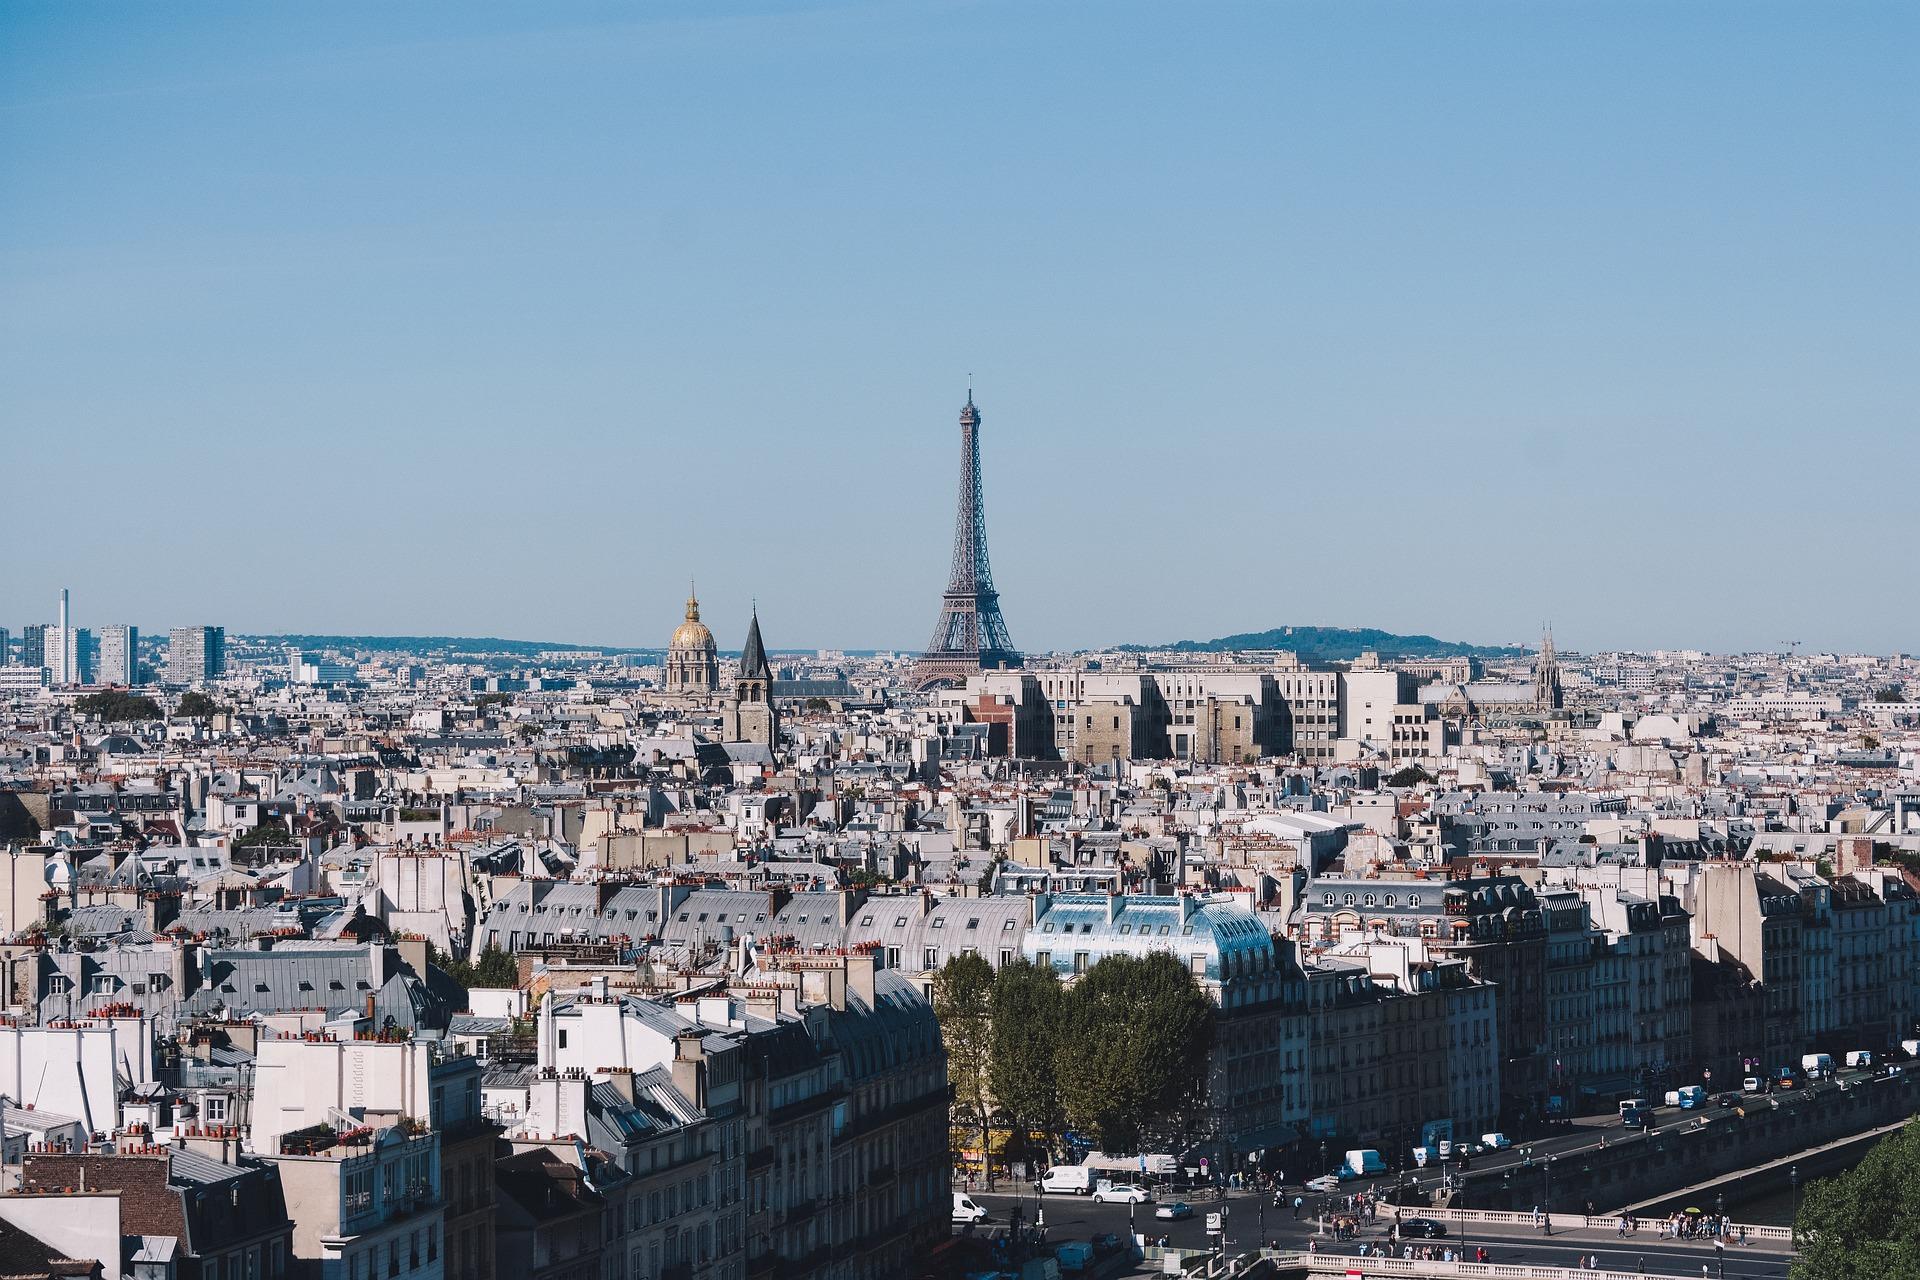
left=1846, top=1050, right=1874, bottom=1069
left=952, top=1192, right=989, bottom=1223
left=1801, top=1053, right=1834, bottom=1078
left=1040, top=1165, right=1095, bottom=1195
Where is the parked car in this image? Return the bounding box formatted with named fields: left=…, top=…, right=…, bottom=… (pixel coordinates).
left=1091, top=1184, right=1151, bottom=1204
left=1155, top=1201, right=1194, bottom=1221
left=1305, top=1175, right=1341, bottom=1194
left=1480, top=1132, right=1512, bottom=1149
left=1399, top=1218, right=1448, bottom=1239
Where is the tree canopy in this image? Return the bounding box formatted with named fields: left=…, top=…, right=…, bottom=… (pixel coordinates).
left=1054, top=952, right=1214, bottom=1152
left=175, top=691, right=225, bottom=718
left=232, top=819, right=292, bottom=850
left=927, top=949, right=1218, bottom=1164
left=987, top=958, right=1066, bottom=1143
left=933, top=953, right=996, bottom=1182
left=74, top=690, right=162, bottom=721
left=432, top=945, right=520, bottom=1003
left=1794, top=1117, right=1920, bottom=1280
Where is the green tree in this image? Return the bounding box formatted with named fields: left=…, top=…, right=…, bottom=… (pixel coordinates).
left=988, top=959, right=1065, bottom=1150
left=470, top=947, right=519, bottom=987
left=175, top=691, right=224, bottom=718
left=933, top=953, right=996, bottom=1185
left=74, top=690, right=163, bottom=721
left=1874, top=686, right=1907, bottom=703
left=1793, top=1116, right=1920, bottom=1280
left=1055, top=952, right=1214, bottom=1153
left=232, top=819, right=292, bottom=850
left=1388, top=765, right=1434, bottom=787
left=430, top=945, right=519, bottom=1005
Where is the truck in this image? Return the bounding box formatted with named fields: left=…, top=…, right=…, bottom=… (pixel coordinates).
left=1343, top=1149, right=1387, bottom=1178
left=1801, top=1053, right=1834, bottom=1079
left=1665, top=1086, right=1706, bottom=1109
left=1039, top=1165, right=1095, bottom=1195
left=1846, top=1050, right=1874, bottom=1069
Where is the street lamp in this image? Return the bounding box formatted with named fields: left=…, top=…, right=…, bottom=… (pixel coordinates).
left=1542, top=1155, right=1556, bottom=1235
left=1790, top=1165, right=1801, bottom=1227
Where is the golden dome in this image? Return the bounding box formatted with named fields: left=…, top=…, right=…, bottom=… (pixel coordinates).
left=670, top=593, right=716, bottom=652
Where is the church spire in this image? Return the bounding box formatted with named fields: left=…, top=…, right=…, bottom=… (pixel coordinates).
left=739, top=607, right=770, bottom=682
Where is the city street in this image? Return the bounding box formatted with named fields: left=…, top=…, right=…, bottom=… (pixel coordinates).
left=1290, top=1064, right=1900, bottom=1209
left=955, top=1189, right=1794, bottom=1278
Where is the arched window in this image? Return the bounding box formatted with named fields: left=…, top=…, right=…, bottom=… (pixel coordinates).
left=1344, top=893, right=1356, bottom=907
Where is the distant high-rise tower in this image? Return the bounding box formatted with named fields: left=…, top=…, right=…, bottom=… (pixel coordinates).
left=1535, top=627, right=1564, bottom=711
left=167, top=626, right=226, bottom=685
left=44, top=588, right=91, bottom=686
left=913, top=393, right=1020, bottom=688
left=97, top=625, right=139, bottom=686
left=19, top=624, right=47, bottom=669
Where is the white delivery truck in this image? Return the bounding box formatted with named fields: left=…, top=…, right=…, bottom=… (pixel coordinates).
left=1039, top=1165, right=1095, bottom=1195
left=1668, top=1086, right=1705, bottom=1109
left=1343, top=1149, right=1387, bottom=1178
left=1801, top=1053, right=1834, bottom=1079
left=953, top=1192, right=990, bottom=1223
left=1846, top=1050, right=1874, bottom=1068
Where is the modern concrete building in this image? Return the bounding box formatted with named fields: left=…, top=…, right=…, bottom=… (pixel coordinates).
left=167, top=626, right=227, bottom=685
left=97, top=625, right=139, bottom=686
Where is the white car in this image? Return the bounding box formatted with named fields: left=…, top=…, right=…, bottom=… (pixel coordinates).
left=1090, top=1184, right=1152, bottom=1204
left=1480, top=1132, right=1511, bottom=1149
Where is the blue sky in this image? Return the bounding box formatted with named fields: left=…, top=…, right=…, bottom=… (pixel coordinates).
left=2, top=1, right=1913, bottom=654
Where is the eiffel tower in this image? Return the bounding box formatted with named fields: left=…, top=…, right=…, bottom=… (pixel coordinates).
left=912, top=392, right=1021, bottom=689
